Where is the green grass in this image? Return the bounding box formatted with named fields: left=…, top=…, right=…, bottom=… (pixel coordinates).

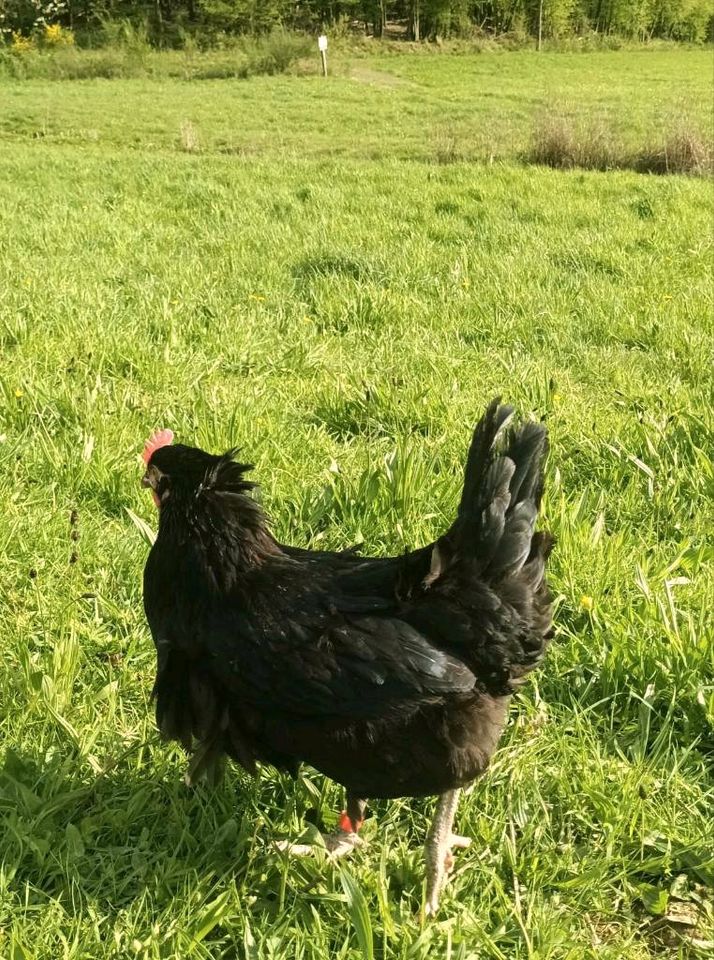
left=0, top=49, right=710, bottom=165
left=0, top=29, right=314, bottom=83
left=0, top=49, right=713, bottom=959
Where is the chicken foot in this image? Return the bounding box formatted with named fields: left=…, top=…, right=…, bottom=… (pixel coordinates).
left=275, top=795, right=367, bottom=858
left=424, top=788, right=471, bottom=915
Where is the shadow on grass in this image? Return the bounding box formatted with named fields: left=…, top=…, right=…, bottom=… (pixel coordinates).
left=0, top=741, right=318, bottom=912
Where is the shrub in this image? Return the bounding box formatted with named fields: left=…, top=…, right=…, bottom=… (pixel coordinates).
left=637, top=125, right=713, bottom=176
left=10, top=30, right=35, bottom=53
left=527, top=109, right=712, bottom=176
left=528, top=111, right=622, bottom=170
left=41, top=23, right=74, bottom=47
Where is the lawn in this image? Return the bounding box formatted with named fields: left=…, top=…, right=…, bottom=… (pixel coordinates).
left=0, top=48, right=710, bottom=161
left=0, top=47, right=712, bottom=959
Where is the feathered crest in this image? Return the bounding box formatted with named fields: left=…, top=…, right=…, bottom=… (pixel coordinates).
left=148, top=441, right=280, bottom=569
left=148, top=442, right=257, bottom=499
left=201, top=449, right=257, bottom=496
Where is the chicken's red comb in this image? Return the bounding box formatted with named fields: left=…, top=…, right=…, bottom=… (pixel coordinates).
left=142, top=428, right=174, bottom=465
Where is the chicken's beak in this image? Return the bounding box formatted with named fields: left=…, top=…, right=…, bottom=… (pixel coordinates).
left=141, top=472, right=152, bottom=489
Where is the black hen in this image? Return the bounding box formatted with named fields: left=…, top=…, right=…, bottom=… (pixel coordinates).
left=141, top=400, right=554, bottom=913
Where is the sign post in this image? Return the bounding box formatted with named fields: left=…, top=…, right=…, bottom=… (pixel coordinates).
left=537, top=0, right=543, bottom=51
left=318, top=35, right=328, bottom=77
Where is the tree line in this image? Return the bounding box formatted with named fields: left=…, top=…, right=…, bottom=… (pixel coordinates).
left=3, top=0, right=713, bottom=45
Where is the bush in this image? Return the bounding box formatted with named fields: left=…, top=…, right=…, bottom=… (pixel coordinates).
left=40, top=23, right=74, bottom=46
left=528, top=111, right=619, bottom=170
left=0, top=26, right=314, bottom=80
left=527, top=109, right=713, bottom=176
left=637, top=125, right=713, bottom=176
left=10, top=30, right=34, bottom=53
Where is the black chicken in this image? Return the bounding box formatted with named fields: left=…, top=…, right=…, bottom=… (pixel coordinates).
left=141, top=400, right=553, bottom=913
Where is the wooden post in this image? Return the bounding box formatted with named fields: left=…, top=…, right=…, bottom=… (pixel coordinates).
left=537, top=0, right=543, bottom=51
left=318, top=35, right=328, bottom=77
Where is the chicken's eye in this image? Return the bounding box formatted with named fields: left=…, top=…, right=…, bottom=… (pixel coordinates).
left=142, top=464, right=170, bottom=502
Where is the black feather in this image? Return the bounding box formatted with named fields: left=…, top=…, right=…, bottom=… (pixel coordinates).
left=142, top=399, right=554, bottom=798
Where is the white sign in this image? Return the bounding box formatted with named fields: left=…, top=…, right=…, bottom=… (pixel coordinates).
left=318, top=35, right=328, bottom=52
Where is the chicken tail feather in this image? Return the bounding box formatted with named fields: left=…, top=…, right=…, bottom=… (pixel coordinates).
left=453, top=398, right=552, bottom=582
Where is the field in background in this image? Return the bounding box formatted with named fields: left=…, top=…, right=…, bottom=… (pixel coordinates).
left=0, top=48, right=711, bottom=169
left=0, top=48, right=712, bottom=959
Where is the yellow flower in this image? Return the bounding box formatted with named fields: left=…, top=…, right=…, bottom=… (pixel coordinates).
left=552, top=392, right=563, bottom=403
left=42, top=23, right=74, bottom=47
left=11, top=31, right=35, bottom=53
left=15, top=388, right=24, bottom=398
left=580, top=595, right=594, bottom=612
left=662, top=294, right=672, bottom=301
left=249, top=294, right=266, bottom=303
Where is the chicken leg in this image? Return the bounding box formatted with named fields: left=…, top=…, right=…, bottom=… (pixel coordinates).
left=276, top=794, right=367, bottom=858
left=424, top=789, right=471, bottom=915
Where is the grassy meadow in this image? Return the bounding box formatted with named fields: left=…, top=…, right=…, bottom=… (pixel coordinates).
left=0, top=48, right=711, bottom=164
left=0, top=47, right=712, bottom=959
